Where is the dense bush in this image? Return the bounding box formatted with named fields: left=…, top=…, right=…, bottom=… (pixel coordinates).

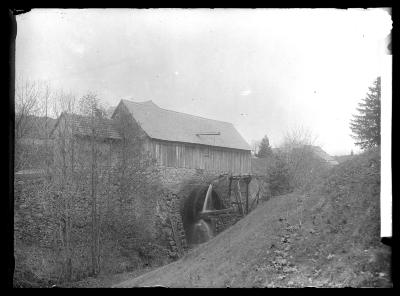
left=314, top=147, right=381, bottom=245
left=267, top=154, right=292, bottom=196
left=14, top=102, right=169, bottom=286
left=267, top=146, right=333, bottom=196
left=14, top=174, right=168, bottom=286
left=15, top=141, right=53, bottom=171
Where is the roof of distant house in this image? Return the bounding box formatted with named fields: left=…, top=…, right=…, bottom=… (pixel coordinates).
left=306, top=145, right=338, bottom=163
left=334, top=154, right=355, bottom=164
left=115, top=99, right=251, bottom=151
left=272, top=145, right=339, bottom=165
left=51, top=113, right=122, bottom=140
left=21, top=115, right=57, bottom=139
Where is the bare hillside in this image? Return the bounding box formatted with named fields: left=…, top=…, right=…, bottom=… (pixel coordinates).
left=115, top=149, right=391, bottom=288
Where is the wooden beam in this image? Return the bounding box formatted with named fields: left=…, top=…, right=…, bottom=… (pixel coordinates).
left=228, top=175, right=232, bottom=208
left=199, top=208, right=235, bottom=219
left=196, top=132, right=221, bottom=136
left=237, top=181, right=244, bottom=216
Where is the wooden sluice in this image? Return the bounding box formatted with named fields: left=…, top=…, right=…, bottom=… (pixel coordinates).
left=197, top=173, right=263, bottom=219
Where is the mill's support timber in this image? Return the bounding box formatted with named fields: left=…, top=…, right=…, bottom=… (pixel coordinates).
left=245, top=175, right=252, bottom=214
left=227, top=174, right=253, bottom=216
left=198, top=208, right=235, bottom=219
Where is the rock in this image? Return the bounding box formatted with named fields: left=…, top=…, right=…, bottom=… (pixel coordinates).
left=283, top=266, right=297, bottom=273
left=277, top=258, right=288, bottom=265
left=265, top=281, right=275, bottom=288
left=327, top=254, right=334, bottom=259
left=255, top=275, right=264, bottom=283
left=163, top=228, right=172, bottom=236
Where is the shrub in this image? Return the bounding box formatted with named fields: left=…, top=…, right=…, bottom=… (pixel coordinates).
left=267, top=154, right=292, bottom=196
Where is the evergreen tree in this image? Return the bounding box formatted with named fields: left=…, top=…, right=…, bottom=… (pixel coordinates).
left=350, top=77, right=381, bottom=150
left=256, top=135, right=273, bottom=158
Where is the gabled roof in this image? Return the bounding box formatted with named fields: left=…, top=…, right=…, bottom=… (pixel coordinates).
left=20, top=115, right=57, bottom=139
left=51, top=113, right=122, bottom=140
left=116, top=99, right=251, bottom=151
left=306, top=145, right=337, bottom=163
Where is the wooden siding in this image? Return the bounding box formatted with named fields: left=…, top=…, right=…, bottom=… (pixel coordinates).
left=146, top=139, right=251, bottom=174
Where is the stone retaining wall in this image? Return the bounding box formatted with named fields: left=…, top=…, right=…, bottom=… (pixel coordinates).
left=14, top=175, right=59, bottom=249
left=154, top=190, right=188, bottom=258
left=15, top=165, right=264, bottom=267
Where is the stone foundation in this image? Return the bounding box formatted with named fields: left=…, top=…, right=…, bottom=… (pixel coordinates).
left=154, top=190, right=188, bottom=258
left=15, top=164, right=268, bottom=265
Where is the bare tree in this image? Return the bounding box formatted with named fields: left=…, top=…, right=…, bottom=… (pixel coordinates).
left=50, top=93, right=79, bottom=281
left=277, top=126, right=324, bottom=190
left=280, top=126, right=318, bottom=150
left=250, top=139, right=261, bottom=156
left=15, top=86, right=164, bottom=283
left=78, top=94, right=99, bottom=275
left=15, top=78, right=57, bottom=171
left=15, top=78, right=41, bottom=140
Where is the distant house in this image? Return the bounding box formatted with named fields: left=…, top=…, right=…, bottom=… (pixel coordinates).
left=306, top=145, right=339, bottom=166
left=333, top=154, right=355, bottom=164
left=112, top=99, right=251, bottom=174
left=17, top=115, right=57, bottom=145
left=272, top=145, right=338, bottom=166
left=15, top=115, right=58, bottom=172
left=50, top=112, right=123, bottom=174
left=51, top=112, right=122, bottom=141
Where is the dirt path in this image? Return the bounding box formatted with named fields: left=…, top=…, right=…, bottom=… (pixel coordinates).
left=62, top=266, right=158, bottom=288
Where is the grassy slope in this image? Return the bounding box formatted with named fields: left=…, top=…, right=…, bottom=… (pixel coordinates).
left=115, top=149, right=391, bottom=288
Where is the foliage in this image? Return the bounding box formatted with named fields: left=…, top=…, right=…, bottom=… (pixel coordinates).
left=284, top=146, right=329, bottom=190
left=14, top=88, right=166, bottom=286
left=267, top=154, right=292, bottom=196
left=267, top=127, right=329, bottom=193
left=350, top=77, right=381, bottom=150
left=314, top=146, right=381, bottom=242
left=14, top=78, right=54, bottom=171
left=256, top=135, right=273, bottom=158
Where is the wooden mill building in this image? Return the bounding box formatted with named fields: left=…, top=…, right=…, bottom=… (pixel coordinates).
left=112, top=99, right=252, bottom=174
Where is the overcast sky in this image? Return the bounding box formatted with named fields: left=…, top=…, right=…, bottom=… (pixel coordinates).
left=16, top=8, right=392, bottom=155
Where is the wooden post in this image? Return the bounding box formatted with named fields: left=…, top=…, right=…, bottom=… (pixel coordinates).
left=245, top=175, right=252, bottom=215
left=228, top=175, right=232, bottom=207
left=236, top=181, right=244, bottom=216
left=246, top=179, right=249, bottom=215
left=170, top=216, right=183, bottom=256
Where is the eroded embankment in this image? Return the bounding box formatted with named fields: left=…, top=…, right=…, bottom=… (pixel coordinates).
left=114, top=149, right=391, bottom=288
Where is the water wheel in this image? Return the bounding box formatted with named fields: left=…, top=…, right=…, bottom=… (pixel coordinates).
left=181, top=185, right=224, bottom=246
